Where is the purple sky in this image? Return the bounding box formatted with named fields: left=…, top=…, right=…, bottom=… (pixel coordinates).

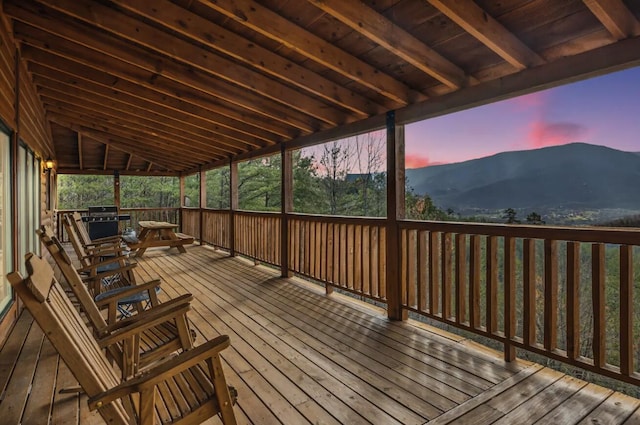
left=404, top=65, right=640, bottom=168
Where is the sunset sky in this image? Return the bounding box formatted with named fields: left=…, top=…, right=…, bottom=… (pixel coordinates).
left=404, top=65, right=640, bottom=168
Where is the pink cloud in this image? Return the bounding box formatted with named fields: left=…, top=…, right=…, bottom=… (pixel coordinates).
left=527, top=120, right=588, bottom=148
left=405, top=154, right=444, bottom=169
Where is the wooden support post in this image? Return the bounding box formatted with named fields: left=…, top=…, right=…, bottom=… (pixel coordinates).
left=280, top=145, right=292, bottom=277
left=386, top=111, right=406, bottom=321
left=229, top=160, right=238, bottom=257
left=199, top=167, right=206, bottom=245
left=179, top=174, right=185, bottom=232
left=113, top=171, right=121, bottom=210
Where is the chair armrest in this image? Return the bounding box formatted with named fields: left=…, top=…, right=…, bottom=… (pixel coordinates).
left=97, top=301, right=192, bottom=346
left=94, top=279, right=162, bottom=309
left=100, top=294, right=194, bottom=334
left=91, top=235, right=123, bottom=244
left=88, top=335, right=230, bottom=410
left=77, top=255, right=135, bottom=272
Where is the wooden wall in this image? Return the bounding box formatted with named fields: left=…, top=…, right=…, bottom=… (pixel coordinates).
left=0, top=12, right=55, bottom=343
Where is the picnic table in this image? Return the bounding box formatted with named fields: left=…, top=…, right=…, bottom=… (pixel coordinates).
left=128, top=221, right=194, bottom=257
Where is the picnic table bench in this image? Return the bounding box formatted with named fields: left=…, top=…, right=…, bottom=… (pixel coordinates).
left=127, top=221, right=194, bottom=257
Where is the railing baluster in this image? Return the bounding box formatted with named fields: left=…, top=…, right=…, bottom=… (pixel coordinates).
left=504, top=236, right=516, bottom=361
left=486, top=236, right=498, bottom=334
left=544, top=239, right=558, bottom=351
left=523, top=238, right=536, bottom=346
left=442, top=232, right=452, bottom=320
left=429, top=231, right=440, bottom=316
left=469, top=234, right=481, bottom=329
left=455, top=233, right=466, bottom=325
left=620, top=244, right=633, bottom=376
left=592, top=243, right=606, bottom=368
left=418, top=230, right=428, bottom=313
left=566, top=241, right=580, bottom=361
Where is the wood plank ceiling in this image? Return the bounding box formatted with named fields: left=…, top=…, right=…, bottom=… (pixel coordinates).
left=2, top=0, right=640, bottom=174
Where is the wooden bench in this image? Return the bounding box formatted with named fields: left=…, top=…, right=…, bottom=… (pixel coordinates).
left=7, top=253, right=238, bottom=425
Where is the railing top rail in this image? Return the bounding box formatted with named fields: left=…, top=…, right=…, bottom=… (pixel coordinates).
left=287, top=212, right=386, bottom=226
left=399, top=219, right=640, bottom=245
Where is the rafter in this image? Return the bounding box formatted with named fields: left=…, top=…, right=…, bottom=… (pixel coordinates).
left=113, top=0, right=382, bottom=117
left=126, top=153, right=132, bottom=171
left=47, top=113, right=199, bottom=169
left=583, top=0, right=640, bottom=40
left=5, top=1, right=321, bottom=134
left=427, top=0, right=545, bottom=70
left=197, top=0, right=421, bottom=106
left=31, top=0, right=348, bottom=127
left=306, top=0, right=468, bottom=89
left=37, top=85, right=240, bottom=156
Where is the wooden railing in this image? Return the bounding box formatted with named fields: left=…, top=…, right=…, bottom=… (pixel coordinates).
left=201, top=209, right=231, bottom=249
left=288, top=215, right=387, bottom=301
left=181, top=208, right=200, bottom=239
left=55, top=208, right=180, bottom=241
left=233, top=211, right=281, bottom=266
left=398, top=220, right=640, bottom=386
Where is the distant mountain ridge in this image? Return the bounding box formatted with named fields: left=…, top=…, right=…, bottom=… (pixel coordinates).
left=404, top=143, right=640, bottom=211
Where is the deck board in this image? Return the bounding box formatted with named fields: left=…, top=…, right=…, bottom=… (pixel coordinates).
left=1, top=244, right=639, bottom=424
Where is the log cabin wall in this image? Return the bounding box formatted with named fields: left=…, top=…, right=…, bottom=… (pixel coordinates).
left=0, top=11, right=55, bottom=344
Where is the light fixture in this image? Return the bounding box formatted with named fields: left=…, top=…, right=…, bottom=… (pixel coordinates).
left=44, top=158, right=54, bottom=171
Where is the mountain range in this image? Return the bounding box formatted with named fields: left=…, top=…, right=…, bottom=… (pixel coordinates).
left=404, top=143, right=640, bottom=212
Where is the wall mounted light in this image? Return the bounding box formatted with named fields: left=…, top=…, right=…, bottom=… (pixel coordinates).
left=44, top=158, right=54, bottom=171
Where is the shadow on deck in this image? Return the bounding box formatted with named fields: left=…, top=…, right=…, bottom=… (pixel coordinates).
left=1, top=244, right=640, bottom=424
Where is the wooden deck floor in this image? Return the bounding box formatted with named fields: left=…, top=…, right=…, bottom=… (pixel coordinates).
left=2, top=244, right=640, bottom=424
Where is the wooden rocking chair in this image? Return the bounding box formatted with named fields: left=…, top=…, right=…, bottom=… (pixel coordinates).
left=38, top=226, right=196, bottom=378
left=7, top=253, right=238, bottom=425
left=63, top=214, right=138, bottom=296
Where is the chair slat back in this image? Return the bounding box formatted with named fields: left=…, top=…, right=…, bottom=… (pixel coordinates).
left=7, top=254, right=130, bottom=424
left=71, top=211, right=93, bottom=246
left=37, top=226, right=108, bottom=331
left=63, top=213, right=91, bottom=268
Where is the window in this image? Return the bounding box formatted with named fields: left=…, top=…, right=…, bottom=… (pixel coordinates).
left=0, top=129, right=12, bottom=315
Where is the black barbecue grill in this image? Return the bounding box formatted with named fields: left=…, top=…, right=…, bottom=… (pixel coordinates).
left=82, top=206, right=131, bottom=240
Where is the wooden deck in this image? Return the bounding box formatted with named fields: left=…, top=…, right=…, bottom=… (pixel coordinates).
left=2, top=244, right=640, bottom=424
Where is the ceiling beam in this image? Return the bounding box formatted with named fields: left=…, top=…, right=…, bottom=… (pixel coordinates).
left=306, top=0, right=469, bottom=89
left=583, top=0, right=640, bottom=40
left=6, top=1, right=319, bottom=134
left=37, top=84, right=241, bottom=156
left=27, top=61, right=284, bottom=144
left=197, top=0, right=422, bottom=106
left=427, top=0, right=545, bottom=70
left=126, top=153, right=132, bottom=171
left=113, top=0, right=383, bottom=117
left=47, top=113, right=199, bottom=169
left=31, top=0, right=350, bottom=127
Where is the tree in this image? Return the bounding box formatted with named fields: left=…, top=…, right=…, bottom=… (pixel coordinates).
left=526, top=211, right=545, bottom=225
left=502, top=208, right=520, bottom=224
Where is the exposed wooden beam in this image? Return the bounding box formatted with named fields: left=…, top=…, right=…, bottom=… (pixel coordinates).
left=6, top=1, right=318, bottom=134
left=146, top=162, right=153, bottom=172
left=27, top=61, right=284, bottom=144
left=427, top=0, right=545, bottom=69
left=47, top=113, right=197, bottom=169
left=38, top=88, right=237, bottom=157
left=583, top=0, right=640, bottom=40
left=31, top=0, right=349, bottom=127
left=197, top=0, right=421, bottom=106
left=126, top=153, right=132, bottom=171
left=306, top=0, right=468, bottom=89
left=113, top=0, right=383, bottom=118
left=45, top=107, right=217, bottom=166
